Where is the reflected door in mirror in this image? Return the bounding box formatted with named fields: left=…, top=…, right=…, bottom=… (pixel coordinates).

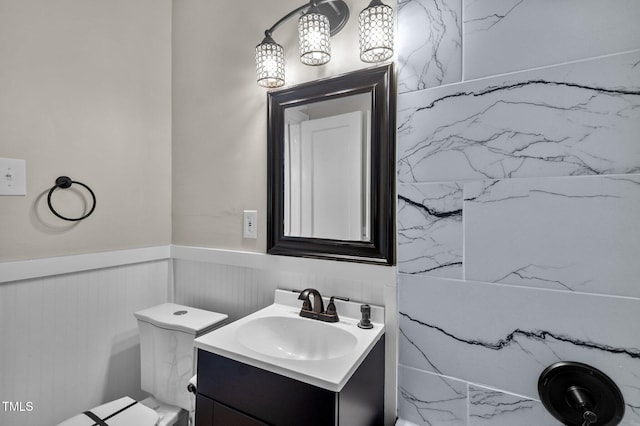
left=285, top=107, right=370, bottom=241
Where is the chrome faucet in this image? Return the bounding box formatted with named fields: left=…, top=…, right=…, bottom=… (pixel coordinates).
left=297, top=288, right=338, bottom=322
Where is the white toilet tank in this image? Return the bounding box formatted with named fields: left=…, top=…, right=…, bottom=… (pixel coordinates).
left=134, top=303, right=227, bottom=411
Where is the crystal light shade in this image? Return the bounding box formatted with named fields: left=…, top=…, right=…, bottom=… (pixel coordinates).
left=299, top=6, right=331, bottom=66
left=359, top=0, right=394, bottom=63
left=256, top=35, right=285, bottom=88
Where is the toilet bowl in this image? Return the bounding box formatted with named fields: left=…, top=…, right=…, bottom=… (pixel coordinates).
left=57, top=303, right=228, bottom=426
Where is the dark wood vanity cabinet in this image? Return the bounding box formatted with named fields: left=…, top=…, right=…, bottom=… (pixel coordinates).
left=195, top=337, right=385, bottom=426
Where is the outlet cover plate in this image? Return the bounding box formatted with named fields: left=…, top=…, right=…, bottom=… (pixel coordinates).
left=243, top=210, right=257, bottom=239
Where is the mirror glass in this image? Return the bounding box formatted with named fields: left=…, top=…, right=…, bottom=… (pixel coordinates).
left=283, top=93, right=371, bottom=241
left=268, top=64, right=395, bottom=265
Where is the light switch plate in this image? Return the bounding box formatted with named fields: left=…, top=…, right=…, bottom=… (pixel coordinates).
left=0, top=158, right=26, bottom=196
left=243, top=210, right=258, bottom=239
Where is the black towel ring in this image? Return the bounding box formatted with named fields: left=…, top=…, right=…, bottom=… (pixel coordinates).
left=47, top=176, right=96, bottom=221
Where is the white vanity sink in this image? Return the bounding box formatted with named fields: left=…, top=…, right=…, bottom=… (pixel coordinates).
left=236, top=316, right=358, bottom=360
left=194, top=289, right=384, bottom=392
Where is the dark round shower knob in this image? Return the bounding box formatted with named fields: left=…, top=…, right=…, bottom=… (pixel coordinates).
left=538, top=361, right=625, bottom=426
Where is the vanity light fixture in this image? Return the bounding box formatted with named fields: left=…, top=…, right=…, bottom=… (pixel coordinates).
left=256, top=33, right=285, bottom=88
left=256, top=0, right=397, bottom=88
left=256, top=0, right=349, bottom=88
left=299, top=2, right=332, bottom=66
left=358, top=0, right=394, bottom=63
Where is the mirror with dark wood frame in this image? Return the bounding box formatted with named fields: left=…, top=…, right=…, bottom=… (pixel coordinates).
left=267, top=64, right=395, bottom=265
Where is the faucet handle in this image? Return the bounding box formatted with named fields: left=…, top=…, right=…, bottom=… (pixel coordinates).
left=325, top=297, right=339, bottom=321
left=327, top=295, right=349, bottom=316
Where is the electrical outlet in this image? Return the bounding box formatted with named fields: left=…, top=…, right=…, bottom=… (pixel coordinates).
left=0, top=158, right=26, bottom=196
left=243, top=210, right=257, bottom=239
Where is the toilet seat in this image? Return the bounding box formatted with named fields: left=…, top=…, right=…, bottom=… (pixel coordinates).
left=57, top=396, right=159, bottom=426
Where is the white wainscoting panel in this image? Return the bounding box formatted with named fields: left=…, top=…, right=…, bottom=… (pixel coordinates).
left=0, top=260, right=170, bottom=426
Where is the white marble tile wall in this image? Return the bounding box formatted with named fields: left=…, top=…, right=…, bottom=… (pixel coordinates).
left=396, top=1, right=640, bottom=423
left=397, top=373, right=561, bottom=426
left=397, top=183, right=463, bottom=278
left=397, top=0, right=462, bottom=93
left=464, top=175, right=640, bottom=298
left=398, top=51, right=640, bottom=184
left=398, top=366, right=467, bottom=425
left=463, top=0, right=640, bottom=80
left=399, top=275, right=640, bottom=424
left=468, top=385, right=558, bottom=426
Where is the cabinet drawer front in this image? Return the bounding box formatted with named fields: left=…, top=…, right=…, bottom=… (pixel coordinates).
left=198, top=350, right=337, bottom=426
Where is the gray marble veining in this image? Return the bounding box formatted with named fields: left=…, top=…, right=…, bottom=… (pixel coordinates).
left=463, top=0, right=640, bottom=80
left=398, top=274, right=640, bottom=425
left=398, top=52, right=640, bottom=183
left=398, top=365, right=467, bottom=425
left=396, top=3, right=640, bottom=424
left=464, top=174, right=640, bottom=298
left=468, top=385, right=559, bottom=425
left=398, top=183, right=463, bottom=278
left=397, top=0, right=462, bottom=93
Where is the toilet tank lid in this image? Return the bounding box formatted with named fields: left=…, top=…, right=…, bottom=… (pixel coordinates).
left=134, top=303, right=228, bottom=335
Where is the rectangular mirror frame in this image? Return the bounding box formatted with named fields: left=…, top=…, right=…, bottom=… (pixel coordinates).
left=267, top=64, right=395, bottom=265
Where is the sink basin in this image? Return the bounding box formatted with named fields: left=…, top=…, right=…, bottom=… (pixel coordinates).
left=236, top=316, right=357, bottom=360
left=194, top=290, right=384, bottom=392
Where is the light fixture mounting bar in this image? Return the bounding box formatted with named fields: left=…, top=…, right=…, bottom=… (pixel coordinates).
left=263, top=0, right=350, bottom=38
left=264, top=3, right=309, bottom=36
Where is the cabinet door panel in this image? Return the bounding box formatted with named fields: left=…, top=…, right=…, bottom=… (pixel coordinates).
left=195, top=395, right=213, bottom=426
left=198, top=350, right=336, bottom=426
left=213, top=401, right=269, bottom=426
